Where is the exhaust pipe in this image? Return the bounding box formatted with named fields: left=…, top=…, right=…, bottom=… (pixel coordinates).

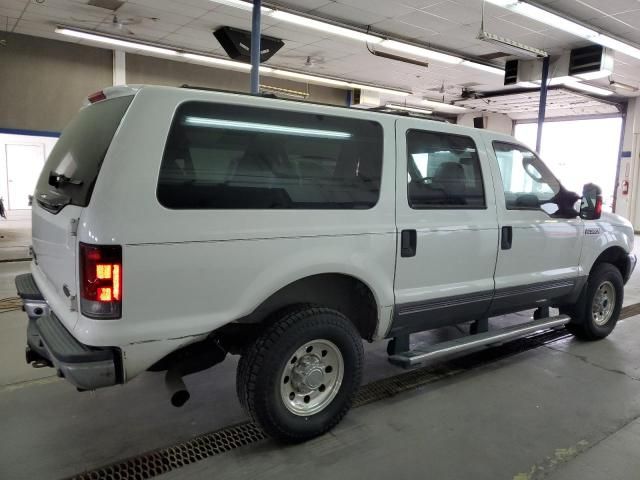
left=165, top=369, right=190, bottom=407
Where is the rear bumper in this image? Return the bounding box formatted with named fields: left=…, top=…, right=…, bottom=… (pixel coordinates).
left=15, top=273, right=120, bottom=390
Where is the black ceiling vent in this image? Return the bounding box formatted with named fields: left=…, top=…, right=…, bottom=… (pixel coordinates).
left=504, top=59, right=519, bottom=85
left=213, top=26, right=284, bottom=63
left=569, top=44, right=607, bottom=77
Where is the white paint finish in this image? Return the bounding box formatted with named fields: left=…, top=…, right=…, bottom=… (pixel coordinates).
left=28, top=85, right=638, bottom=383
left=113, top=50, right=126, bottom=86
left=5, top=144, right=44, bottom=210
left=481, top=134, right=584, bottom=290
left=393, top=118, right=500, bottom=305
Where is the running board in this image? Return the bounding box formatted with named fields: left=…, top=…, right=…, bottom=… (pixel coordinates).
left=388, top=315, right=571, bottom=368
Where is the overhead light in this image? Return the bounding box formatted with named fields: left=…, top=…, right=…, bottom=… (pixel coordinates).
left=380, top=39, right=462, bottom=64
left=183, top=116, right=352, bottom=139
left=516, top=81, right=539, bottom=88
left=564, top=81, right=614, bottom=96
left=461, top=60, right=504, bottom=75
left=420, top=99, right=468, bottom=113
left=55, top=27, right=178, bottom=56
left=486, top=0, right=640, bottom=61
left=208, top=0, right=272, bottom=13
left=609, top=80, right=638, bottom=93
left=55, top=27, right=409, bottom=96
left=270, top=11, right=382, bottom=44
left=183, top=53, right=252, bottom=70
left=385, top=104, right=433, bottom=114
left=477, top=30, right=547, bottom=58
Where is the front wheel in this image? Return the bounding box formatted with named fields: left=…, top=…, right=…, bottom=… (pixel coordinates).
left=562, top=263, right=623, bottom=340
left=236, top=306, right=363, bottom=442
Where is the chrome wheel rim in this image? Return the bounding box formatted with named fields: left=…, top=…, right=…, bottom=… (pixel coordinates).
left=280, top=339, right=344, bottom=416
left=592, top=281, right=616, bottom=326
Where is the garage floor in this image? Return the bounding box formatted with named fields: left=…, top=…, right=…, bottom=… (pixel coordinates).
left=1, top=223, right=640, bottom=480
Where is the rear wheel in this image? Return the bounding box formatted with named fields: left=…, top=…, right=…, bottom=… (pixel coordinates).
left=562, top=263, right=623, bottom=340
left=236, top=306, right=363, bottom=442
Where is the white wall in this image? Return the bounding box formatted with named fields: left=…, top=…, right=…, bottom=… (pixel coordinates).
left=615, top=98, right=640, bottom=224
left=0, top=133, right=58, bottom=209
left=457, top=112, right=513, bottom=135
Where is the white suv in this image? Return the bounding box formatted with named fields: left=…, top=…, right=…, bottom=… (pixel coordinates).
left=16, top=85, right=636, bottom=442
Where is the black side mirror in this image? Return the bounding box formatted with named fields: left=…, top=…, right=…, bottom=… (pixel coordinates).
left=580, top=183, right=602, bottom=220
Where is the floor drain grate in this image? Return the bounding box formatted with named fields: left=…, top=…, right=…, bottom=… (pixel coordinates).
left=65, top=304, right=639, bottom=480
left=69, top=422, right=267, bottom=480
left=0, top=297, right=22, bottom=314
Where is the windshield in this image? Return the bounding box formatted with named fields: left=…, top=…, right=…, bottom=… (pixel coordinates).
left=34, top=95, right=133, bottom=213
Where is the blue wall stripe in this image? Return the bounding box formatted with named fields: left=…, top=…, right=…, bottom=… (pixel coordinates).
left=0, top=128, right=60, bottom=138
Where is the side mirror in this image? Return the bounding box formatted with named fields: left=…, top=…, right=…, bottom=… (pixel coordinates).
left=580, top=183, right=603, bottom=220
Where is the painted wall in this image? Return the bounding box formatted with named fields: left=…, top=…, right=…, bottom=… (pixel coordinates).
left=456, top=112, right=514, bottom=135
left=615, top=98, right=640, bottom=226
left=0, top=33, right=113, bottom=132
left=126, top=54, right=348, bottom=107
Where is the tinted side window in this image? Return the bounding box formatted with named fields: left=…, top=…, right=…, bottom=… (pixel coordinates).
left=406, top=130, right=485, bottom=209
left=157, top=102, right=383, bottom=210
left=493, top=142, right=560, bottom=210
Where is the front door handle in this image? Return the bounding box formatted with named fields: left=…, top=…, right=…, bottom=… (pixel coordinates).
left=501, top=226, right=513, bottom=250
left=401, top=229, right=417, bottom=257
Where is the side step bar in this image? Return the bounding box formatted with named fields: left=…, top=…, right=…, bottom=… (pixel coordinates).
left=388, top=315, right=570, bottom=368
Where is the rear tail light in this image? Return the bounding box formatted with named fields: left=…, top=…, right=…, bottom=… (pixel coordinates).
left=79, top=243, right=122, bottom=319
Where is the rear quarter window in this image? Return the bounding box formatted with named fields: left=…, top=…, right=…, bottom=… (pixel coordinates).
left=35, top=95, right=133, bottom=212
left=157, top=101, right=383, bottom=210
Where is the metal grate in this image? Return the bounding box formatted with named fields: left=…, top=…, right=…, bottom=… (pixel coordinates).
left=61, top=303, right=638, bottom=480
left=0, top=297, right=22, bottom=314
left=69, top=423, right=266, bottom=480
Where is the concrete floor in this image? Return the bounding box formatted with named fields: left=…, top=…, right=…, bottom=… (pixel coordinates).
left=2, top=217, right=640, bottom=480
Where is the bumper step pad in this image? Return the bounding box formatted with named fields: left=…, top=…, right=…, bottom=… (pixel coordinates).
left=15, top=273, right=43, bottom=300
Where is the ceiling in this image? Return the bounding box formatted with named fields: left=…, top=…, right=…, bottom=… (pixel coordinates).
left=1, top=0, right=639, bottom=115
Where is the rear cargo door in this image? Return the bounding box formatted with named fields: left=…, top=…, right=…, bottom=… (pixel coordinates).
left=31, top=95, right=133, bottom=327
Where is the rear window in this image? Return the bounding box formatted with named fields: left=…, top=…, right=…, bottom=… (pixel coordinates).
left=157, top=101, right=383, bottom=210
left=35, top=95, right=133, bottom=212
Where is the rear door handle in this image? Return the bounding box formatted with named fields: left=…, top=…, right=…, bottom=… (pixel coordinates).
left=401, top=229, right=417, bottom=257
left=501, top=226, right=513, bottom=250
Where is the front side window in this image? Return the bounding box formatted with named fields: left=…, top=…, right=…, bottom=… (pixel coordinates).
left=157, top=102, right=383, bottom=210
left=406, top=130, right=485, bottom=209
left=493, top=142, right=561, bottom=211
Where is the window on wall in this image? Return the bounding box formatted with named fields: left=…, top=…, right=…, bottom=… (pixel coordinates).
left=493, top=142, right=561, bottom=210
left=406, top=130, right=485, bottom=209
left=157, top=102, right=383, bottom=210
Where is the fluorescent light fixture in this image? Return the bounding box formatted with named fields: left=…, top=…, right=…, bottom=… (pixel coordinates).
left=183, top=53, right=251, bottom=70
left=208, top=0, right=272, bottom=13
left=477, top=30, right=547, bottom=58
left=380, top=39, right=463, bottom=64
left=564, top=81, right=613, bottom=96
left=271, top=69, right=349, bottom=87
left=486, top=0, right=640, bottom=61
left=385, top=104, right=433, bottom=114
left=461, top=60, right=504, bottom=75
left=270, top=10, right=382, bottom=44
left=420, top=99, right=468, bottom=113
left=55, top=27, right=409, bottom=97
left=516, top=81, right=539, bottom=88
left=574, top=69, right=612, bottom=81
left=183, top=117, right=352, bottom=139
left=55, top=27, right=178, bottom=56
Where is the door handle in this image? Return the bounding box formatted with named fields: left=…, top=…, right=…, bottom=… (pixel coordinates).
left=501, top=226, right=513, bottom=250
left=401, top=229, right=417, bottom=257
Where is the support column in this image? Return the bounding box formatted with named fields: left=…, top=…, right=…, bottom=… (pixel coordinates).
left=113, top=50, right=126, bottom=86
left=250, top=0, right=262, bottom=95
left=536, top=55, right=550, bottom=154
